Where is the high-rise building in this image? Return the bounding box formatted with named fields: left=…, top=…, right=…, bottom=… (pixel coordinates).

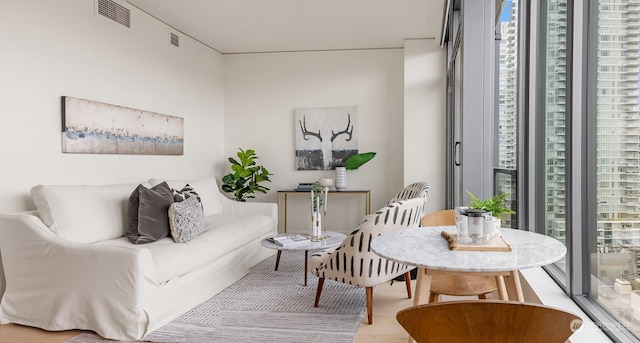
left=543, top=0, right=640, bottom=249
left=543, top=0, right=568, bottom=242
left=498, top=1, right=518, bottom=170
left=596, top=0, right=640, bottom=249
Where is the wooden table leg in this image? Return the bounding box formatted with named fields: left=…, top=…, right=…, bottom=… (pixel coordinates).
left=304, top=250, right=308, bottom=286
left=511, top=270, right=524, bottom=302
left=275, top=250, right=282, bottom=271
left=496, top=275, right=508, bottom=300
left=409, top=269, right=432, bottom=343
left=413, top=268, right=432, bottom=306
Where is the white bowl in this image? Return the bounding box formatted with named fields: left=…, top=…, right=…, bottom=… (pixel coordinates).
left=319, top=178, right=334, bottom=187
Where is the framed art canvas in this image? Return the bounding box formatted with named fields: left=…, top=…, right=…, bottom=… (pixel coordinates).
left=61, top=96, right=184, bottom=155
left=294, top=106, right=358, bottom=170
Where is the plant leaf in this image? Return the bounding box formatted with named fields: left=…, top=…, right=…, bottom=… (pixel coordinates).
left=344, top=152, right=376, bottom=170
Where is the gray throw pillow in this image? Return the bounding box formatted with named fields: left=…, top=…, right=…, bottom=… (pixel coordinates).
left=126, top=182, right=174, bottom=244
left=168, top=195, right=205, bottom=243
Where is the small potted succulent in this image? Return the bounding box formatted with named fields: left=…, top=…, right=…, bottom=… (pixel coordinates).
left=466, top=191, right=515, bottom=222
left=465, top=191, right=515, bottom=242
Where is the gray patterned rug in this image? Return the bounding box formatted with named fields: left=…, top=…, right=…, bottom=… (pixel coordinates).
left=65, top=251, right=366, bottom=343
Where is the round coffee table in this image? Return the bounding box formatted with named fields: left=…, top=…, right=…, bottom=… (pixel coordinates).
left=261, top=231, right=346, bottom=286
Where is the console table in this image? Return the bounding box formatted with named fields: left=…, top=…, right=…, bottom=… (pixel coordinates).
left=276, top=189, right=371, bottom=233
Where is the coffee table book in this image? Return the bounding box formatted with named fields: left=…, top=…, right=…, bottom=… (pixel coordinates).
left=267, top=234, right=311, bottom=247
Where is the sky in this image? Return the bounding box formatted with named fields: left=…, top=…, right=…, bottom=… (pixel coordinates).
left=501, top=0, right=513, bottom=22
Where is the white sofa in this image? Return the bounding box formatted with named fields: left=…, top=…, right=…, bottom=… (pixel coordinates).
left=0, top=177, right=277, bottom=340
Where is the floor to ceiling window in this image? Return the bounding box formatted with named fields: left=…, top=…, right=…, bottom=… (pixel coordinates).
left=589, top=0, right=640, bottom=338
left=496, top=0, right=519, bottom=228
left=448, top=0, right=640, bottom=340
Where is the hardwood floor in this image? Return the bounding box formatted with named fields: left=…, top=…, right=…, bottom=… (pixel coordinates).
left=0, top=324, right=79, bottom=343
left=0, top=274, right=538, bottom=343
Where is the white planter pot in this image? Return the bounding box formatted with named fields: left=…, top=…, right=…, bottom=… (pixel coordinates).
left=335, top=167, right=347, bottom=191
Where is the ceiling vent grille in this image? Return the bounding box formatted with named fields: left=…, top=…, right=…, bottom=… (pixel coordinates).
left=170, top=32, right=180, bottom=47
left=97, top=0, right=130, bottom=28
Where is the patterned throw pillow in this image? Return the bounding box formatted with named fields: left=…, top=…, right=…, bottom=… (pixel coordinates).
left=168, top=195, right=205, bottom=243
left=172, top=184, right=201, bottom=203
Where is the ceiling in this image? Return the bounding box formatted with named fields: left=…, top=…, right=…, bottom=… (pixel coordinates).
left=125, top=0, right=446, bottom=54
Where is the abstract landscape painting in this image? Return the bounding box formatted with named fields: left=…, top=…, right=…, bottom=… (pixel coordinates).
left=61, top=96, right=183, bottom=155
left=294, top=106, right=358, bottom=170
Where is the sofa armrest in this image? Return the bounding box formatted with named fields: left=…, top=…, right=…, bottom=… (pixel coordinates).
left=0, top=213, right=156, bottom=339
left=219, top=196, right=278, bottom=226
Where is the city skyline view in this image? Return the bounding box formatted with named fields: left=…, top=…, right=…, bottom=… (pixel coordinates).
left=534, top=0, right=640, bottom=338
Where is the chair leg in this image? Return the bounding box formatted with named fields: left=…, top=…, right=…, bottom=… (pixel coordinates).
left=314, top=278, right=325, bottom=307
left=429, top=292, right=439, bottom=303
left=366, top=287, right=374, bottom=324
left=404, top=271, right=412, bottom=299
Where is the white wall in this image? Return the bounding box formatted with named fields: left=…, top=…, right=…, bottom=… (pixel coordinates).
left=0, top=0, right=225, bottom=214
left=0, top=0, right=446, bottom=294
left=403, top=39, right=447, bottom=214
left=0, top=0, right=224, bottom=297
left=223, top=49, right=406, bottom=232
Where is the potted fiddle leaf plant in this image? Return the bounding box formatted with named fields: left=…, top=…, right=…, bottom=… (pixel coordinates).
left=222, top=148, right=272, bottom=202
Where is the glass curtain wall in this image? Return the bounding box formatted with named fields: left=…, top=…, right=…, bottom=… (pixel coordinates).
left=590, top=0, right=640, bottom=338
left=496, top=0, right=520, bottom=228
left=539, top=0, right=569, bottom=274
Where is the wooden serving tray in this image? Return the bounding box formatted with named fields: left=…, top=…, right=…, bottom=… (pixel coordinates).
left=440, top=231, right=512, bottom=252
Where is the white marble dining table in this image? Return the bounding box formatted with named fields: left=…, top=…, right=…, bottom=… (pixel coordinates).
left=370, top=226, right=566, bottom=305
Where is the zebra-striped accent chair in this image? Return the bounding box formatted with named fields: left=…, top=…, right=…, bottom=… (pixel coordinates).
left=309, top=198, right=425, bottom=324
left=387, top=182, right=430, bottom=217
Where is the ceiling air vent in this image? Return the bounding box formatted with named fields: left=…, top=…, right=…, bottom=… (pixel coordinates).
left=97, top=0, right=130, bottom=28
left=170, top=32, right=180, bottom=47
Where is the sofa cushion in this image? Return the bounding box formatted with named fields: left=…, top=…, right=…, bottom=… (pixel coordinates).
left=31, top=182, right=150, bottom=243
left=169, top=196, right=205, bottom=243
left=149, top=177, right=222, bottom=216
left=95, top=212, right=275, bottom=283
left=126, top=182, right=174, bottom=244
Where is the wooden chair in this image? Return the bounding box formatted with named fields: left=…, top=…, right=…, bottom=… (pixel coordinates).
left=396, top=300, right=583, bottom=343
left=420, top=210, right=497, bottom=302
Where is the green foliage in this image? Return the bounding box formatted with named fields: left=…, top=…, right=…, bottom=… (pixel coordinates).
left=344, top=152, right=376, bottom=170
left=221, top=148, right=272, bottom=202
left=466, top=190, right=515, bottom=221
left=311, top=181, right=324, bottom=211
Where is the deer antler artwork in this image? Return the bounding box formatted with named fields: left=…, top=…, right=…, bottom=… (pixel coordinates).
left=294, top=107, right=358, bottom=171
left=331, top=113, right=353, bottom=142
left=299, top=115, right=322, bottom=142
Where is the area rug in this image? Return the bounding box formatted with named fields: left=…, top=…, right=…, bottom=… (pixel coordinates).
left=65, top=251, right=366, bottom=343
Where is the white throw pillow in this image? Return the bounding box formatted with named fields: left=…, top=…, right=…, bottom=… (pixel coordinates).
left=148, top=177, right=222, bottom=216
left=31, top=182, right=150, bottom=243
